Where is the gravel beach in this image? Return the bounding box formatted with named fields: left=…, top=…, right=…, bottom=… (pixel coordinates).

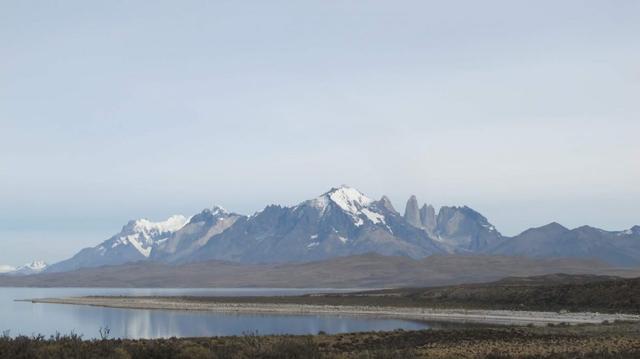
left=24, top=296, right=640, bottom=326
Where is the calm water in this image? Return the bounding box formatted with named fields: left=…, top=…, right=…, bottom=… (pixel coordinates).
left=0, top=288, right=451, bottom=339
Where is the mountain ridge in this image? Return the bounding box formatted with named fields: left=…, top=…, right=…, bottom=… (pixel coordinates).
left=39, top=185, right=640, bottom=273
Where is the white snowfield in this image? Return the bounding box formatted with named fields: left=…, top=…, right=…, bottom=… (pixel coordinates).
left=132, top=215, right=189, bottom=234
left=25, top=297, right=640, bottom=326
left=21, top=260, right=47, bottom=271
left=303, top=185, right=390, bottom=228
left=107, top=215, right=189, bottom=258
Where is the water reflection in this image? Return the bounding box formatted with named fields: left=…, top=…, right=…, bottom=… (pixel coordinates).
left=2, top=288, right=444, bottom=339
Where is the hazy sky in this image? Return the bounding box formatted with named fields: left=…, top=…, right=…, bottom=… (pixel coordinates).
left=1, top=1, right=639, bottom=266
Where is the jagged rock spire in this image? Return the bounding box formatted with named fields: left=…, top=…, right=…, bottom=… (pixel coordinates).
left=404, top=195, right=421, bottom=228
left=420, top=204, right=437, bottom=232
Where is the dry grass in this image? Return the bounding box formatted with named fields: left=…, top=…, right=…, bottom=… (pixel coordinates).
left=148, top=274, right=640, bottom=314
left=2, top=322, right=640, bottom=358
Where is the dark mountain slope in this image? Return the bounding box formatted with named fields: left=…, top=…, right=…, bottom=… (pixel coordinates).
left=490, top=223, right=640, bottom=267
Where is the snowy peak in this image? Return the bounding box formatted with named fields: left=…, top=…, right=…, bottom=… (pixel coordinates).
left=202, top=205, right=228, bottom=216
left=23, top=260, right=47, bottom=271
left=308, top=186, right=390, bottom=227
left=305, top=185, right=374, bottom=212
left=189, top=186, right=442, bottom=264
left=46, top=210, right=233, bottom=273
left=188, top=206, right=230, bottom=224
left=123, top=215, right=188, bottom=235
left=106, top=215, right=188, bottom=258
left=5, top=260, right=48, bottom=275
left=18, top=261, right=47, bottom=272
left=299, top=186, right=385, bottom=226
left=324, top=185, right=373, bottom=214
left=209, top=205, right=228, bottom=215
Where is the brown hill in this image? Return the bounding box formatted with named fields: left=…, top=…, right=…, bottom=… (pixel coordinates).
left=2, top=254, right=640, bottom=288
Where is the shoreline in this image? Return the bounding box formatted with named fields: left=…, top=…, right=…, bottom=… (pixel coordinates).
left=23, top=296, right=640, bottom=326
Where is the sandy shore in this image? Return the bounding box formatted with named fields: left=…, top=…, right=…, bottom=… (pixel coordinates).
left=23, top=296, right=640, bottom=326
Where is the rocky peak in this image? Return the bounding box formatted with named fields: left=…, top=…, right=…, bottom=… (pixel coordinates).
left=433, top=206, right=502, bottom=252
left=419, top=204, right=437, bottom=231
left=377, top=195, right=397, bottom=214
left=534, top=222, right=570, bottom=234
left=404, top=195, right=421, bottom=227
left=189, top=206, right=230, bottom=224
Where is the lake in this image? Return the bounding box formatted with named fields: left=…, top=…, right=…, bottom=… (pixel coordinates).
left=0, top=288, right=463, bottom=339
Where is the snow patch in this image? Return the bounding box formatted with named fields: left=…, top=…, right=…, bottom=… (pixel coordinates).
left=307, top=196, right=329, bottom=214
left=327, top=186, right=372, bottom=214
left=210, top=205, right=228, bottom=215
left=126, top=235, right=152, bottom=257
left=301, top=186, right=389, bottom=228
left=338, top=236, right=348, bottom=243
left=132, top=215, right=188, bottom=234
left=361, top=208, right=385, bottom=225
left=22, top=260, right=47, bottom=271
left=481, top=223, right=496, bottom=231
left=307, top=242, right=320, bottom=248
left=106, top=215, right=188, bottom=258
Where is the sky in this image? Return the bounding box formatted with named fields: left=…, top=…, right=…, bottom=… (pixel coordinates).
left=1, top=0, right=639, bottom=266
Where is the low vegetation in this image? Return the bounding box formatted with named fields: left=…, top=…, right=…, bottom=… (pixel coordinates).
left=2, top=322, right=640, bottom=358
left=150, top=274, right=640, bottom=314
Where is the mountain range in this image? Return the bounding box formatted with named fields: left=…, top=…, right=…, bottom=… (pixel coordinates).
left=28, top=185, right=640, bottom=275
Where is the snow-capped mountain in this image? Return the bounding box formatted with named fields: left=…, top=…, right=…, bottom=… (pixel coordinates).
left=107, top=215, right=189, bottom=258
left=187, top=186, right=443, bottom=264
left=46, top=215, right=188, bottom=273
left=40, top=185, right=640, bottom=273
left=0, top=260, right=48, bottom=276
left=14, top=260, right=48, bottom=275
left=152, top=206, right=242, bottom=262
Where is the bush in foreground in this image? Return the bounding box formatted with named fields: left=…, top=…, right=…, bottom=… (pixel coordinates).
left=2, top=325, right=640, bottom=359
